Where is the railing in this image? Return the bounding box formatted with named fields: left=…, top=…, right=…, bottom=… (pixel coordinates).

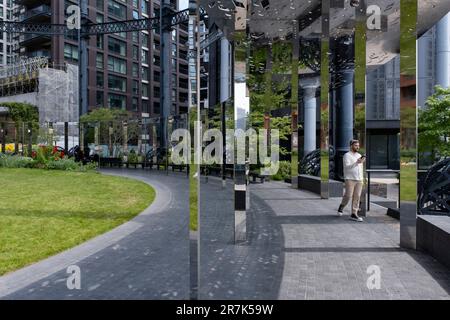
left=19, top=4, right=51, bottom=22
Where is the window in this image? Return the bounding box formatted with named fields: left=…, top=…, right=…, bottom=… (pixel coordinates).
left=133, top=10, right=139, bottom=19
left=171, top=74, right=177, bottom=87
left=108, top=74, right=126, bottom=92
left=132, top=97, right=138, bottom=111
left=142, top=0, right=148, bottom=15
left=171, top=58, right=177, bottom=72
left=108, top=37, right=126, bottom=56
left=153, top=86, right=160, bottom=98
left=141, top=49, right=148, bottom=64
left=142, top=66, right=149, bottom=81
left=132, top=80, right=139, bottom=95
left=171, top=89, right=177, bottom=102
left=96, top=14, right=104, bottom=23
left=108, top=93, right=126, bottom=109
left=172, top=29, right=177, bottom=41
left=96, top=91, right=104, bottom=107
left=132, top=46, right=139, bottom=60
left=153, top=102, right=160, bottom=114
left=132, top=31, right=139, bottom=43
left=153, top=56, right=160, bottom=67
left=171, top=43, right=177, bottom=56
left=96, top=0, right=104, bottom=10
left=96, top=35, right=103, bottom=49
left=142, top=83, right=149, bottom=97
left=142, top=33, right=148, bottom=48
left=132, top=63, right=139, bottom=77
left=153, top=71, right=160, bottom=82
left=107, top=56, right=127, bottom=74
left=96, top=72, right=104, bottom=87
left=107, top=0, right=126, bottom=19
left=64, top=44, right=78, bottom=61
left=142, top=100, right=149, bottom=113
left=132, top=0, right=138, bottom=8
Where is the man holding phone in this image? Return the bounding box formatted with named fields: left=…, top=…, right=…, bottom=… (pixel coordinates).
left=337, top=139, right=365, bottom=222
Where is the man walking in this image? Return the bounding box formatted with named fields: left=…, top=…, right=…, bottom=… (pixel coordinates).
left=337, top=139, right=365, bottom=222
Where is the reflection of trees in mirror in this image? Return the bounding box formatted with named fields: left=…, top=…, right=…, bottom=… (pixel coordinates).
left=419, top=86, right=450, bottom=162
left=80, top=108, right=140, bottom=158
left=1, top=102, right=39, bottom=155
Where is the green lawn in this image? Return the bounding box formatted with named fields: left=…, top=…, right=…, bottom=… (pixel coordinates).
left=400, top=163, right=417, bottom=202
left=0, top=168, right=155, bottom=276
left=189, top=164, right=198, bottom=231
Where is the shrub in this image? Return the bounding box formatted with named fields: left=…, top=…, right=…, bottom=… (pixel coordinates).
left=271, top=160, right=291, bottom=181
left=0, top=154, right=97, bottom=172
left=0, top=154, right=34, bottom=168
left=46, top=158, right=79, bottom=171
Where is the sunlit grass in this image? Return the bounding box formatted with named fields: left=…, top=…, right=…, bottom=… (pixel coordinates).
left=0, top=168, right=155, bottom=275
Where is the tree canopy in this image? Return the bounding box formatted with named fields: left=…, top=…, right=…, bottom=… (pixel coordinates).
left=1, top=102, right=39, bottom=123
left=419, top=86, right=450, bottom=158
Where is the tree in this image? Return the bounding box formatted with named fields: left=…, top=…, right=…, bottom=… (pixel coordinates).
left=80, top=108, right=140, bottom=157
left=1, top=102, right=39, bottom=153
left=419, top=86, right=450, bottom=159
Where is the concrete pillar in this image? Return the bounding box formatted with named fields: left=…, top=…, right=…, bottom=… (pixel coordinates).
left=301, top=77, right=320, bottom=157
left=436, top=13, right=450, bottom=88
left=335, top=69, right=354, bottom=179
left=330, top=35, right=355, bottom=180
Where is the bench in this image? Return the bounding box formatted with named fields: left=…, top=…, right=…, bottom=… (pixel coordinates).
left=124, top=162, right=145, bottom=169
left=100, top=157, right=122, bottom=168
left=169, top=164, right=186, bottom=172
left=249, top=171, right=266, bottom=183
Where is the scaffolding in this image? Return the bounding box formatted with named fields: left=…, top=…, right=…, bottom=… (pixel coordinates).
left=0, top=57, right=51, bottom=97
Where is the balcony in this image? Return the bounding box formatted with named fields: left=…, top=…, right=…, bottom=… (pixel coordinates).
left=15, top=0, right=51, bottom=8
left=19, top=4, right=51, bottom=23
left=19, top=33, right=51, bottom=47
left=26, top=50, right=51, bottom=58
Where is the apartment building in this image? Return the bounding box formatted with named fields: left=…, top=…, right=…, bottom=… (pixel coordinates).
left=0, top=0, right=17, bottom=66
left=14, top=0, right=189, bottom=118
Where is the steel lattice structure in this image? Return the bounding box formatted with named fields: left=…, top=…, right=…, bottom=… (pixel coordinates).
left=300, top=149, right=321, bottom=177
left=418, top=158, right=450, bottom=216
left=0, top=8, right=206, bottom=36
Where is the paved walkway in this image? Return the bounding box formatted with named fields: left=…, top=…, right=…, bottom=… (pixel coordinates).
left=0, top=169, right=190, bottom=299
left=198, top=177, right=450, bottom=299
left=1, top=170, right=449, bottom=300
left=251, top=181, right=450, bottom=300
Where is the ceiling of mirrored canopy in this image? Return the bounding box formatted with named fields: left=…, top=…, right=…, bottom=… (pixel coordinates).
left=199, top=0, right=450, bottom=66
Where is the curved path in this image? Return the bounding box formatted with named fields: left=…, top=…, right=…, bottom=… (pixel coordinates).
left=0, top=169, right=190, bottom=299
left=2, top=170, right=449, bottom=300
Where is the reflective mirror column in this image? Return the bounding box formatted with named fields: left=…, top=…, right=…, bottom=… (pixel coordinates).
left=233, top=0, right=250, bottom=243
left=321, top=0, right=330, bottom=198
left=365, top=0, right=401, bottom=218
left=400, top=0, right=417, bottom=249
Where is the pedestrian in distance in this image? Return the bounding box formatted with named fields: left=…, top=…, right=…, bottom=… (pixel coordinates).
left=337, top=139, right=366, bottom=222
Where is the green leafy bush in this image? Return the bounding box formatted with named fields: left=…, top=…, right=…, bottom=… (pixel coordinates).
left=0, top=154, right=96, bottom=172
left=46, top=158, right=79, bottom=171
left=0, top=155, right=34, bottom=168
left=271, top=160, right=291, bottom=181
